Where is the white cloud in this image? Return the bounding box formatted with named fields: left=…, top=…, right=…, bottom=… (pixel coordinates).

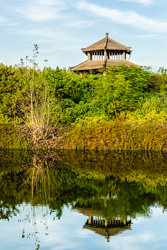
left=76, top=1, right=167, bottom=33
left=0, top=16, right=8, bottom=24
left=66, top=20, right=93, bottom=27
left=16, top=29, right=62, bottom=39
left=15, top=0, right=67, bottom=21
left=14, top=28, right=80, bottom=49
left=118, top=0, right=154, bottom=5
left=136, top=34, right=157, bottom=38
left=0, top=15, right=17, bottom=27
left=35, top=0, right=62, bottom=6
left=2, top=22, right=20, bottom=27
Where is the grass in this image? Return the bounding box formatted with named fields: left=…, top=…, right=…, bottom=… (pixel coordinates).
left=66, top=120, right=167, bottom=151
left=0, top=123, right=32, bottom=150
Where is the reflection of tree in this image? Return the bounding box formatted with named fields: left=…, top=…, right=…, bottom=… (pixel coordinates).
left=1, top=150, right=167, bottom=247
left=0, top=201, right=19, bottom=220
left=72, top=178, right=153, bottom=221
left=18, top=204, right=53, bottom=250
left=1, top=150, right=167, bottom=220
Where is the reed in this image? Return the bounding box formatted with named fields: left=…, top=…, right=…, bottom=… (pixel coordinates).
left=0, top=123, right=32, bottom=150
left=66, top=121, right=167, bottom=151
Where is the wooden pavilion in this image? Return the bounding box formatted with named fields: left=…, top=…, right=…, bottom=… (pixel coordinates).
left=73, top=207, right=131, bottom=242
left=84, top=216, right=131, bottom=242
left=71, top=33, right=137, bottom=73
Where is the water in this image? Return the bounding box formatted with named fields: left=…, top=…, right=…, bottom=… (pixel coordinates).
left=1, top=150, right=167, bottom=250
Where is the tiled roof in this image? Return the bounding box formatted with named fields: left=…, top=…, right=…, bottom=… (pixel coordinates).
left=84, top=225, right=131, bottom=238
left=82, top=36, right=131, bottom=53
left=71, top=59, right=137, bottom=72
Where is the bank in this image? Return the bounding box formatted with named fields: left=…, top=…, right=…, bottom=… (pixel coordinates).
left=1, top=121, right=167, bottom=151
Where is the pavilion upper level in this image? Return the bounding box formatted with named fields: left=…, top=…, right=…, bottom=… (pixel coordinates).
left=71, top=33, right=137, bottom=72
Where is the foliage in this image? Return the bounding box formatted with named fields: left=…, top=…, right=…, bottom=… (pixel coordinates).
left=0, top=63, right=158, bottom=126
left=67, top=121, right=167, bottom=150
left=0, top=124, right=32, bottom=149
left=1, top=61, right=167, bottom=149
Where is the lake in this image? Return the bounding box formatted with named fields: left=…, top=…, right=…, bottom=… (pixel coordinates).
left=1, top=150, right=167, bottom=250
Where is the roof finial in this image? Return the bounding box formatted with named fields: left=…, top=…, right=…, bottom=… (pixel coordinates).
left=106, top=33, right=109, bottom=38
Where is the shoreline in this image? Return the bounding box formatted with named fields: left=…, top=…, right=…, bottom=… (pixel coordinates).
left=1, top=122, right=167, bottom=151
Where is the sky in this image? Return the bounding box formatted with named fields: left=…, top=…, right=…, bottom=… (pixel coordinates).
left=0, top=0, right=167, bottom=70
left=1, top=205, right=167, bottom=250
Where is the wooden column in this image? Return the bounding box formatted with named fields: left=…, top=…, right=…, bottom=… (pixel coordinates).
left=88, top=216, right=93, bottom=224
left=123, top=51, right=126, bottom=60
left=88, top=52, right=91, bottom=61
left=123, top=220, right=126, bottom=225
left=104, top=50, right=107, bottom=61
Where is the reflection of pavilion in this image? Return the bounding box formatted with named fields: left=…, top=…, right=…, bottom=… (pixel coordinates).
left=73, top=208, right=131, bottom=242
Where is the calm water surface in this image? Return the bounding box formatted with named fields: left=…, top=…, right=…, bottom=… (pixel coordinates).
left=1, top=150, right=167, bottom=250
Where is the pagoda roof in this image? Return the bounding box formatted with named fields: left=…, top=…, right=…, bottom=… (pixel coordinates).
left=71, top=59, right=137, bottom=72
left=83, top=224, right=131, bottom=239
left=82, top=34, right=131, bottom=53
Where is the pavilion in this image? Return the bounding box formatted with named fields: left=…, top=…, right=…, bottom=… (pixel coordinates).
left=73, top=207, right=132, bottom=242
left=71, top=33, right=137, bottom=73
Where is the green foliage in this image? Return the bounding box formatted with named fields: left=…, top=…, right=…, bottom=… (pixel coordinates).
left=0, top=64, right=156, bottom=126
left=2, top=63, right=167, bottom=149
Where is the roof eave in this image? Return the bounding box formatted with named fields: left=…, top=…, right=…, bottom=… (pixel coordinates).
left=82, top=47, right=132, bottom=53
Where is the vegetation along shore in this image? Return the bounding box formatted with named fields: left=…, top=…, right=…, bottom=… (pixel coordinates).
left=1, top=58, right=167, bottom=150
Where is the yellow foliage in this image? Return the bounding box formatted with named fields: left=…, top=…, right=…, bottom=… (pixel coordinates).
left=66, top=121, right=167, bottom=151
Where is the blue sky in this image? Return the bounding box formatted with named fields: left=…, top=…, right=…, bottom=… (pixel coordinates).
left=1, top=0, right=167, bottom=70
left=1, top=205, right=167, bottom=250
